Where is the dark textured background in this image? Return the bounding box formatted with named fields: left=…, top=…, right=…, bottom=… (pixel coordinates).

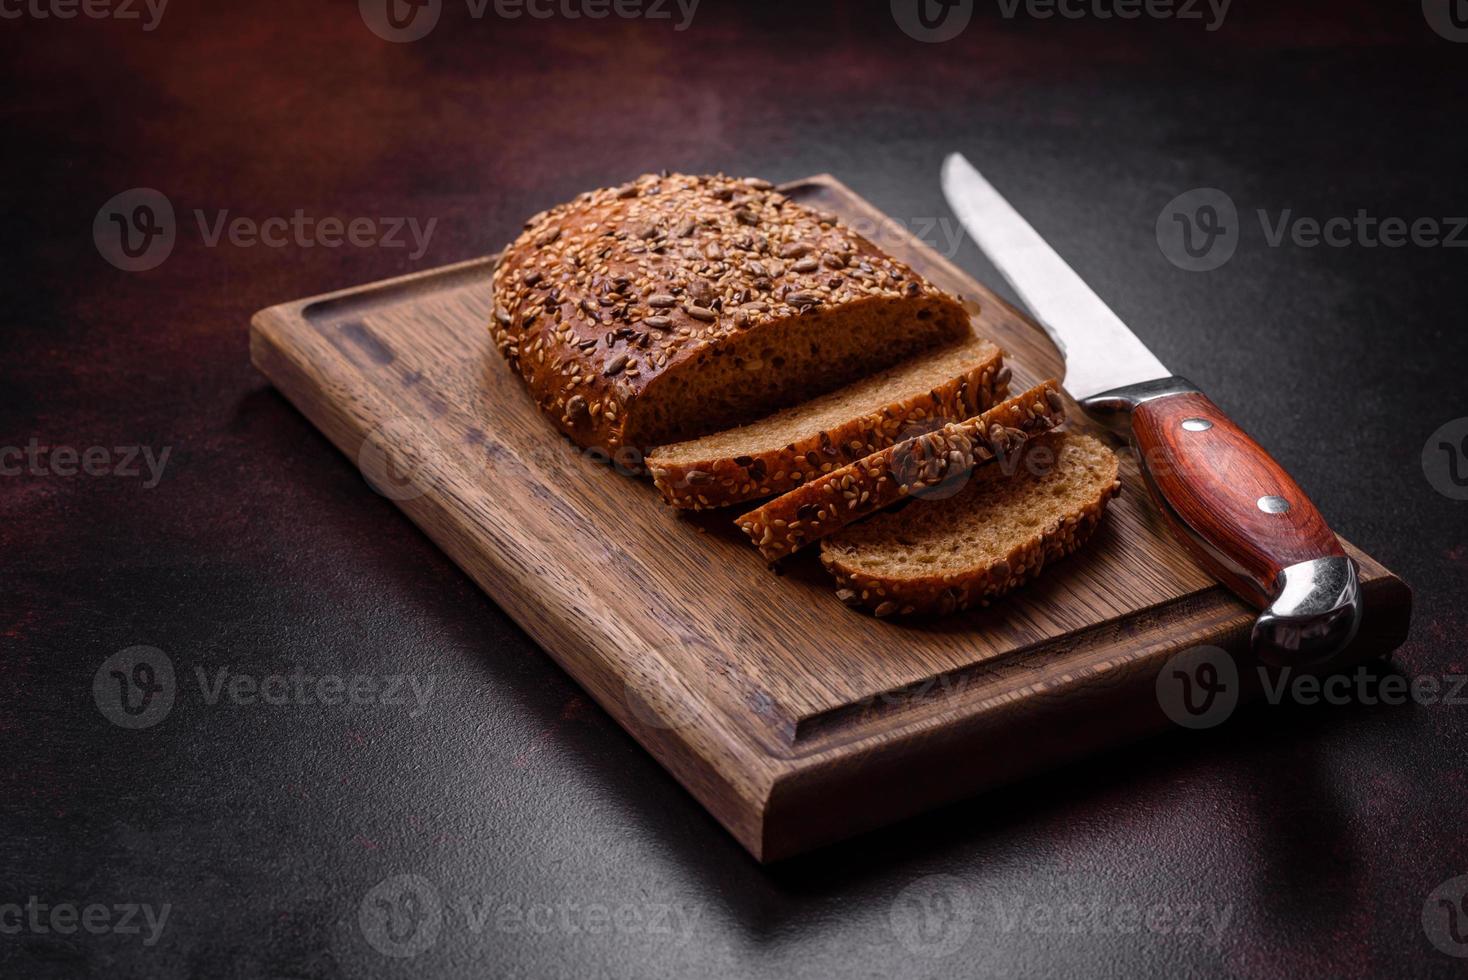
left=3, top=0, right=1467, bottom=976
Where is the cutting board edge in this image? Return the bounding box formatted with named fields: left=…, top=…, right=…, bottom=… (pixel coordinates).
left=246, top=173, right=1414, bottom=863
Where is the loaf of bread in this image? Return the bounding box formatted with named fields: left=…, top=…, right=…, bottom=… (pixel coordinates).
left=735, top=381, right=1066, bottom=562
left=820, top=432, right=1121, bottom=616
left=646, top=336, right=1008, bottom=510
left=490, top=173, right=973, bottom=459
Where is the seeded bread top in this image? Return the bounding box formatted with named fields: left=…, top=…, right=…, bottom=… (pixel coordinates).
left=490, top=172, right=958, bottom=453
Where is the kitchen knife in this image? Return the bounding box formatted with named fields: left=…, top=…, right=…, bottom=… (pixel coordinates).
left=941, top=153, right=1360, bottom=665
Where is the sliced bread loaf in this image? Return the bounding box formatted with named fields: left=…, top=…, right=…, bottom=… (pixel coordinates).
left=735, top=381, right=1066, bottom=561
left=646, top=336, right=1009, bottom=509
left=820, top=431, right=1121, bottom=617
left=491, top=173, right=974, bottom=456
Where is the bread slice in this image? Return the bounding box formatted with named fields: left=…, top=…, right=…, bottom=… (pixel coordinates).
left=735, top=381, right=1066, bottom=561
left=820, top=431, right=1121, bottom=617
left=646, top=337, right=1009, bottom=509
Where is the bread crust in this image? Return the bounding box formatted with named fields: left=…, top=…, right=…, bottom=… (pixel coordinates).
left=646, top=346, right=1008, bottom=510
left=734, top=381, right=1066, bottom=561
left=819, top=433, right=1122, bottom=617
left=490, top=173, right=969, bottom=458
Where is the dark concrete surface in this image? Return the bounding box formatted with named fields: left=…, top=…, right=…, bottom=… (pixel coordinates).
left=3, top=1, right=1466, bottom=976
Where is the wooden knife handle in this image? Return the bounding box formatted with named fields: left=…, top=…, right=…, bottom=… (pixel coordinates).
left=1083, top=378, right=1361, bottom=664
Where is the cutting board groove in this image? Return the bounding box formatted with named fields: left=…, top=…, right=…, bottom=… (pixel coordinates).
left=250, top=175, right=1410, bottom=862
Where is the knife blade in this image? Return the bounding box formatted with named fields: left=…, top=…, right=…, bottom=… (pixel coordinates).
left=941, top=154, right=1169, bottom=401
left=941, top=152, right=1361, bottom=665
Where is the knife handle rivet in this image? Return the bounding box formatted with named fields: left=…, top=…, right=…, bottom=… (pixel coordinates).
left=1257, top=495, right=1291, bottom=514
left=1181, top=418, right=1213, bottom=432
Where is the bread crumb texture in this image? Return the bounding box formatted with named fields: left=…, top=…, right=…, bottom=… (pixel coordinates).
left=735, top=381, right=1066, bottom=561
left=820, top=431, right=1122, bottom=616
left=646, top=336, right=1007, bottom=509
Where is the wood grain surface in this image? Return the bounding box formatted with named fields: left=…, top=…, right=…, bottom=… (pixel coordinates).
left=249, top=175, right=1411, bottom=862
left=1131, top=390, right=1347, bottom=607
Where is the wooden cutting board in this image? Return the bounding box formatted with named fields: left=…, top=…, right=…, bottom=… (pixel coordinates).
left=250, top=175, right=1411, bottom=862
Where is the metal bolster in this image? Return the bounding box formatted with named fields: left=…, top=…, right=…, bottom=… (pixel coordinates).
left=1077, top=377, right=1200, bottom=436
